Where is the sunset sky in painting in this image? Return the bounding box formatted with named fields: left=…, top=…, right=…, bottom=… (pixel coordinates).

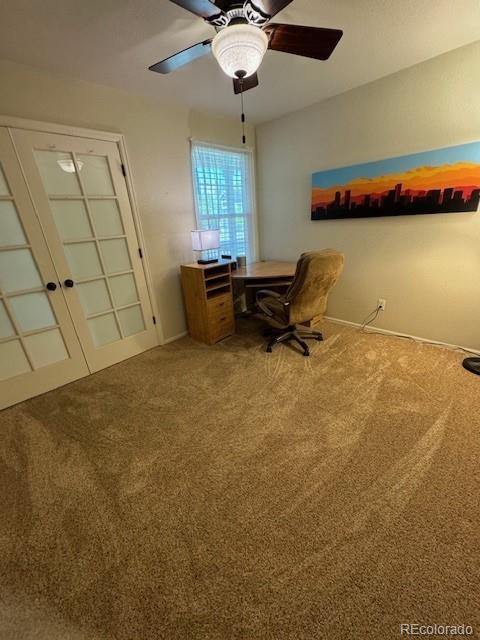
left=311, top=142, right=480, bottom=207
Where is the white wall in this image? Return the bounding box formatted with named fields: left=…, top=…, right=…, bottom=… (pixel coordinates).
left=0, top=60, right=254, bottom=342
left=256, top=41, right=480, bottom=351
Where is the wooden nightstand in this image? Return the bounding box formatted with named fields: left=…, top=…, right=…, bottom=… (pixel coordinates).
left=181, top=261, right=235, bottom=345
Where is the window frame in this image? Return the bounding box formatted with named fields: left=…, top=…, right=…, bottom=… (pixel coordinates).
left=189, top=139, right=259, bottom=263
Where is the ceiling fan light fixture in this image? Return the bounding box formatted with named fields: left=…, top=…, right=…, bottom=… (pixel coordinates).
left=57, top=158, right=84, bottom=173
left=212, top=24, right=268, bottom=79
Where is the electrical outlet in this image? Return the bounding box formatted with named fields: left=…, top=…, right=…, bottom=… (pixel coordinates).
left=378, top=298, right=386, bottom=311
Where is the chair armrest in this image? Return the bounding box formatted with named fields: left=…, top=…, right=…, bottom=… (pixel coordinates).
left=256, top=289, right=289, bottom=317
left=256, top=289, right=282, bottom=299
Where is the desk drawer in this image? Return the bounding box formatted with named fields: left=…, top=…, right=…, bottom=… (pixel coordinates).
left=206, top=292, right=234, bottom=343
left=208, top=317, right=234, bottom=343
left=207, top=293, right=233, bottom=319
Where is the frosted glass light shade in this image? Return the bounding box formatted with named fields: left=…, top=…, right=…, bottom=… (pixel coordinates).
left=191, top=229, right=220, bottom=251
left=212, top=24, right=268, bottom=79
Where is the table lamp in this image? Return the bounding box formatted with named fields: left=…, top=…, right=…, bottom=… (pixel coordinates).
left=191, top=229, right=220, bottom=265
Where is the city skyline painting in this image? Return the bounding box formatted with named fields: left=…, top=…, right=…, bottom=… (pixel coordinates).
left=311, top=142, right=480, bottom=220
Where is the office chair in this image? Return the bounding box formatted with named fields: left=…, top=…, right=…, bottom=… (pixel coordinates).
left=255, top=249, right=344, bottom=356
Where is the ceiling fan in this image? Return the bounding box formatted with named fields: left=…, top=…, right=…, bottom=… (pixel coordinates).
left=149, top=0, right=343, bottom=95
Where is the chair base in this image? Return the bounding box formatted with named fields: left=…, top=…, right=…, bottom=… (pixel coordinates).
left=463, top=357, right=480, bottom=376
left=264, top=326, right=323, bottom=357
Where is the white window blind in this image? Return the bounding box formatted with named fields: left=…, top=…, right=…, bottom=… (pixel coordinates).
left=191, top=142, right=255, bottom=261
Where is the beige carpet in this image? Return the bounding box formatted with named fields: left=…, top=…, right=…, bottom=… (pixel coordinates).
left=0, top=320, right=479, bottom=640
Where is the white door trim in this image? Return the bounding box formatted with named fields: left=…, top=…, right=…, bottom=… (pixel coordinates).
left=0, top=114, right=164, bottom=345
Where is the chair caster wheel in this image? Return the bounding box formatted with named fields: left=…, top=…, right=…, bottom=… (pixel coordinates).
left=315, top=336, right=323, bottom=341
left=266, top=347, right=272, bottom=353
left=303, top=351, right=310, bottom=357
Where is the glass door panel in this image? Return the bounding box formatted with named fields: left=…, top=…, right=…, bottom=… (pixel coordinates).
left=34, top=150, right=82, bottom=196
left=0, top=340, right=31, bottom=381
left=76, top=154, right=115, bottom=195
left=89, top=199, right=123, bottom=236
left=12, top=129, right=158, bottom=373
left=0, top=167, right=9, bottom=195
left=9, top=292, right=57, bottom=332
left=109, top=273, right=138, bottom=307
left=0, top=248, right=43, bottom=292
left=24, top=328, right=69, bottom=369
left=88, top=313, right=121, bottom=347
left=76, top=278, right=112, bottom=316
left=0, top=300, right=15, bottom=338
left=99, top=238, right=131, bottom=273
left=0, top=200, right=27, bottom=245
left=118, top=305, right=145, bottom=337
left=64, top=242, right=103, bottom=279
left=50, top=200, right=92, bottom=240
left=0, top=129, right=89, bottom=409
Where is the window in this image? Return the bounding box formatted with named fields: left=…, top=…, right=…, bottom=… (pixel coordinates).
left=191, top=142, right=256, bottom=261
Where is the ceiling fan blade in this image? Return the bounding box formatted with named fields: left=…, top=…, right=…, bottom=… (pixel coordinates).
left=169, top=0, right=225, bottom=20
left=266, top=24, right=343, bottom=60
left=149, top=40, right=212, bottom=74
left=233, top=72, right=259, bottom=94
left=250, top=0, right=294, bottom=19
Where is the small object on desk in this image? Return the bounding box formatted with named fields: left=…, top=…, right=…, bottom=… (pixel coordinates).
left=181, top=260, right=235, bottom=345
left=237, top=255, right=247, bottom=268
left=221, top=255, right=237, bottom=270
left=191, top=229, right=220, bottom=265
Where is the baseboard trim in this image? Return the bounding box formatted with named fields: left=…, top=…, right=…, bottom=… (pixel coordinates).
left=163, top=331, right=188, bottom=345
left=323, top=316, right=480, bottom=356
left=165, top=321, right=480, bottom=355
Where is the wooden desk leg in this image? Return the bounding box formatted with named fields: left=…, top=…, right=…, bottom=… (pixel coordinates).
left=304, top=314, right=322, bottom=328
left=232, top=279, right=247, bottom=313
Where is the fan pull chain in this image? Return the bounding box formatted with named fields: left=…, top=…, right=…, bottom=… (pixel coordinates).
left=240, top=78, right=246, bottom=145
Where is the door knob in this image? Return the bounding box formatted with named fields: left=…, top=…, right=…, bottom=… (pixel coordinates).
left=46, top=282, right=57, bottom=291
left=64, top=279, right=75, bottom=288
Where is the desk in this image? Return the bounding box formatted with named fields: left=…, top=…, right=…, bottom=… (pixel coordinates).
left=232, top=261, right=296, bottom=281
left=231, top=261, right=296, bottom=312
left=231, top=261, right=321, bottom=326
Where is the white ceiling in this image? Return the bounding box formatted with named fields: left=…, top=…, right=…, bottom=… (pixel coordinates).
left=1, top=0, right=479, bottom=123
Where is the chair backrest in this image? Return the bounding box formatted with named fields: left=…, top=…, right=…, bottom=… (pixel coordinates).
left=285, top=249, right=344, bottom=325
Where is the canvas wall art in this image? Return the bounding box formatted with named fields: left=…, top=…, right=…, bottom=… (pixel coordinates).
left=311, top=141, right=480, bottom=220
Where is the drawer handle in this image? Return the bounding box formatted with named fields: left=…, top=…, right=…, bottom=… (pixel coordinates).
left=220, top=316, right=226, bottom=321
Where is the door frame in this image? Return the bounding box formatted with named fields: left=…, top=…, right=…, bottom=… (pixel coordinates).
left=0, top=114, right=164, bottom=346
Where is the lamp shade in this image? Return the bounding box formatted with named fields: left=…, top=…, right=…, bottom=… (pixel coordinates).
left=191, top=229, right=220, bottom=252
left=212, top=24, right=268, bottom=79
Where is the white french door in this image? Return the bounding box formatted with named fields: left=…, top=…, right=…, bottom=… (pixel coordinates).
left=0, top=128, right=88, bottom=409
left=0, top=124, right=158, bottom=409
left=11, top=129, right=158, bottom=373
